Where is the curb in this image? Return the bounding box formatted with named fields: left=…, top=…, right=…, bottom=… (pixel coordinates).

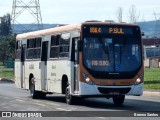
left=143, top=91, right=160, bottom=97
left=0, top=78, right=15, bottom=83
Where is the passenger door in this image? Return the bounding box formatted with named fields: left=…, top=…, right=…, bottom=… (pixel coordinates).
left=20, top=44, right=26, bottom=88
left=71, top=37, right=80, bottom=93
left=41, top=41, right=48, bottom=91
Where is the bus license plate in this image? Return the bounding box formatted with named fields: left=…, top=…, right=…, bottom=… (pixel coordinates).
left=109, top=91, right=120, bottom=95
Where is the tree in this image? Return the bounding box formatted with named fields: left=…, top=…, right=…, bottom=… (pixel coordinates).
left=0, top=13, right=15, bottom=64
left=0, top=14, right=12, bottom=36
left=128, top=5, right=140, bottom=24
left=0, top=36, right=16, bottom=63
left=116, top=7, right=123, bottom=22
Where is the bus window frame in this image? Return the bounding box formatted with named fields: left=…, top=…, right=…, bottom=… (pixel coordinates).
left=59, top=33, right=70, bottom=59
left=33, top=38, right=42, bottom=60
left=49, top=34, right=60, bottom=59
left=26, top=37, right=42, bottom=60
left=15, top=41, right=22, bottom=60
left=49, top=32, right=71, bottom=60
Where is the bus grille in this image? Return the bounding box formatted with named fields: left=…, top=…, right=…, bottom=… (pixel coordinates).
left=98, top=87, right=131, bottom=95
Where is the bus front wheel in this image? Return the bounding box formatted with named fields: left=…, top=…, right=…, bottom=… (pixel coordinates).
left=65, top=87, right=75, bottom=105
left=112, top=95, right=125, bottom=106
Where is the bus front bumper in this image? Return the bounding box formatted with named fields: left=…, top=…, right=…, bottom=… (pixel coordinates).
left=79, top=82, right=144, bottom=96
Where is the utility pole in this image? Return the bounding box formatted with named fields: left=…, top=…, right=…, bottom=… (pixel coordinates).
left=153, top=12, right=160, bottom=38
left=11, top=0, right=43, bottom=33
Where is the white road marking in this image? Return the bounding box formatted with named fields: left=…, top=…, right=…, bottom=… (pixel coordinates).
left=4, top=96, right=9, bottom=99
left=32, top=102, right=46, bottom=107
left=0, top=103, right=7, bottom=106
left=14, top=97, right=23, bottom=99
left=16, top=99, right=25, bottom=102
left=9, top=100, right=14, bottom=103
left=86, top=114, right=106, bottom=119
left=97, top=117, right=106, bottom=119
left=33, top=100, right=60, bottom=107
left=15, top=98, right=46, bottom=107
left=3, top=106, right=10, bottom=109
left=14, top=97, right=61, bottom=107
left=45, top=102, right=60, bottom=107
left=56, top=108, right=72, bottom=111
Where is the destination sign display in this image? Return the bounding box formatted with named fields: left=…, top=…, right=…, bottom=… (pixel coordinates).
left=90, top=27, right=124, bottom=34
left=90, top=27, right=102, bottom=33
left=109, top=28, right=124, bottom=34
left=83, top=25, right=139, bottom=35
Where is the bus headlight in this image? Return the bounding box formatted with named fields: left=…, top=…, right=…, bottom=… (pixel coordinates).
left=82, top=73, right=95, bottom=85
left=135, top=74, right=143, bottom=85
left=136, top=78, right=141, bottom=83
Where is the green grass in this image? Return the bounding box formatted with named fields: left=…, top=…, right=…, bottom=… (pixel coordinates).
left=0, top=65, right=4, bottom=69
left=0, top=62, right=14, bottom=79
left=0, top=62, right=3, bottom=66
left=144, top=68, right=160, bottom=90
left=0, top=71, right=14, bottom=79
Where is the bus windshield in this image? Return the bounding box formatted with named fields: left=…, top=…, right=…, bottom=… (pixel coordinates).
left=82, top=25, right=142, bottom=78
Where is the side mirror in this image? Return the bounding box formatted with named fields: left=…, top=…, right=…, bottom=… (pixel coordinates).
left=141, top=32, right=145, bottom=36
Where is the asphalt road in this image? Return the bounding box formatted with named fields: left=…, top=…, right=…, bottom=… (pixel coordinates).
left=0, top=81, right=159, bottom=120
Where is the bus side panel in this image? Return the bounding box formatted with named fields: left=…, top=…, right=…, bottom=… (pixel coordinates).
left=15, top=61, right=21, bottom=88
left=47, top=60, right=71, bottom=93
left=24, top=61, right=41, bottom=90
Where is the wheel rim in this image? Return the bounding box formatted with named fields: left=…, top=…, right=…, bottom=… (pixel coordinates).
left=66, top=88, right=70, bottom=102
left=30, top=84, right=34, bottom=96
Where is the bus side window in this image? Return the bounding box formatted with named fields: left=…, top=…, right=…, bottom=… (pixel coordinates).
left=15, top=41, right=21, bottom=60
left=50, top=35, right=59, bottom=58
left=59, top=33, right=70, bottom=58
left=26, top=39, right=34, bottom=59
left=34, top=38, right=41, bottom=59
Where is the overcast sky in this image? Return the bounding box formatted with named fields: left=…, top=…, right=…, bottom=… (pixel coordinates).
left=0, top=0, right=160, bottom=24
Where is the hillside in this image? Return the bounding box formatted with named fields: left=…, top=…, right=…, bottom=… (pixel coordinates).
left=138, top=21, right=160, bottom=38
left=12, top=24, right=58, bottom=34
left=12, top=21, right=160, bottom=38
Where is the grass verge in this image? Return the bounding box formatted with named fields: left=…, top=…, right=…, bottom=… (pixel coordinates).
left=0, top=71, right=14, bottom=79
left=144, top=68, right=160, bottom=90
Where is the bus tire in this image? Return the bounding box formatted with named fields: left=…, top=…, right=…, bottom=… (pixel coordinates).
left=38, top=92, right=46, bottom=99
left=76, top=97, right=85, bottom=105
left=30, top=78, right=39, bottom=99
left=112, top=95, right=125, bottom=106
left=65, top=87, right=75, bottom=105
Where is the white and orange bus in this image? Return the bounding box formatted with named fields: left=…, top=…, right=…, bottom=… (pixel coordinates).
left=15, top=21, right=144, bottom=105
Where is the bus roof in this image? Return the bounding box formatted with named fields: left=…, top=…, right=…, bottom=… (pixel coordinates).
left=82, top=21, right=139, bottom=27
left=16, top=24, right=81, bottom=40
left=16, top=22, right=139, bottom=40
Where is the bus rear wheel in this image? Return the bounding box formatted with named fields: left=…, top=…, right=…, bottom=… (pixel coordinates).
left=112, top=95, right=125, bottom=106
left=30, top=78, right=41, bottom=99
left=30, top=82, right=38, bottom=99
left=30, top=82, right=46, bottom=99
